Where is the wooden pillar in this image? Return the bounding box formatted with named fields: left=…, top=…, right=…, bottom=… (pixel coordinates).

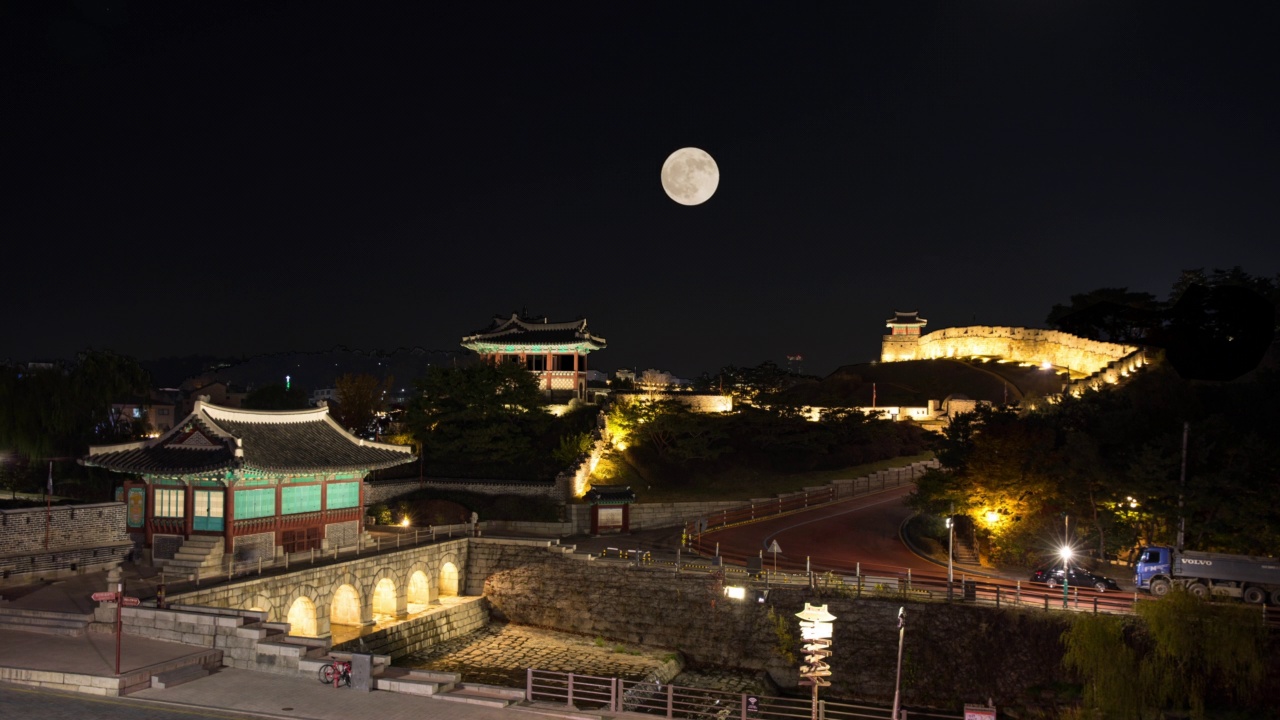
left=224, top=483, right=236, bottom=551
left=590, top=505, right=599, bottom=535
left=144, top=482, right=156, bottom=546
left=546, top=352, right=553, bottom=393
left=274, top=479, right=283, bottom=548
left=621, top=504, right=630, bottom=533
left=357, top=476, right=366, bottom=537
left=573, top=352, right=581, bottom=400
left=183, top=483, right=195, bottom=538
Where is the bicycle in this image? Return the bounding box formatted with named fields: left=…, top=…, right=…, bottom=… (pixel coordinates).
left=318, top=659, right=352, bottom=687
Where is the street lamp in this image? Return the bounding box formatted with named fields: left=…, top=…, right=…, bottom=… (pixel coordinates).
left=891, top=606, right=906, bottom=720
left=796, top=603, right=836, bottom=720
left=1059, top=546, right=1073, bottom=609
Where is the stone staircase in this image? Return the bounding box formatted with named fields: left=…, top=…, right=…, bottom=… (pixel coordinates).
left=0, top=606, right=92, bottom=637
left=158, top=537, right=225, bottom=579
left=953, top=536, right=980, bottom=565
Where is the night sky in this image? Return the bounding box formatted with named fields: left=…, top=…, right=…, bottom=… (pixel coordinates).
left=6, top=2, right=1279, bottom=378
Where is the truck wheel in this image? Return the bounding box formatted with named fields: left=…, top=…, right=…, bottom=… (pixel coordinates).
left=1187, top=583, right=1208, bottom=600
left=1094, top=581, right=1108, bottom=593
left=1150, top=579, right=1170, bottom=597
left=1243, top=586, right=1266, bottom=604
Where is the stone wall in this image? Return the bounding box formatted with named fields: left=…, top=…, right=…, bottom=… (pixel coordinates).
left=478, top=547, right=1070, bottom=711
left=882, top=325, right=1137, bottom=374
left=331, top=596, right=489, bottom=659
left=0, top=502, right=128, bottom=555
left=365, top=478, right=562, bottom=506
left=0, top=503, right=132, bottom=584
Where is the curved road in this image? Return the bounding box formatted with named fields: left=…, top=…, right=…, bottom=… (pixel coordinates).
left=699, top=486, right=1137, bottom=612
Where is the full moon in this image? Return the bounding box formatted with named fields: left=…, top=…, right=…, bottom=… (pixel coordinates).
left=660, top=147, right=719, bottom=206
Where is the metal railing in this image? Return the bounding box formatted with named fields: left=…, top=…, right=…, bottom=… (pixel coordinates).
left=526, top=669, right=964, bottom=720
left=684, top=462, right=936, bottom=543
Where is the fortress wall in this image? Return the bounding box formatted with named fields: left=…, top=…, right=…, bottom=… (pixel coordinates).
left=884, top=326, right=1136, bottom=375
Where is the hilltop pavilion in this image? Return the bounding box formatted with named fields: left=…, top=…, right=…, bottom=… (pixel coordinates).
left=461, top=313, right=606, bottom=401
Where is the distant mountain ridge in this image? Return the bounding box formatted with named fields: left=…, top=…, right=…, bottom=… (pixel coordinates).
left=141, top=347, right=469, bottom=394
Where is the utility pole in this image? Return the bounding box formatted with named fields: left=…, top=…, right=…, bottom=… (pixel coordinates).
left=947, top=503, right=954, bottom=585
left=1177, top=421, right=1188, bottom=551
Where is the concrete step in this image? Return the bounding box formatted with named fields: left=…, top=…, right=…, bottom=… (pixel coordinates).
left=151, top=664, right=211, bottom=689
left=182, top=536, right=222, bottom=547
left=374, top=667, right=458, bottom=696
left=434, top=682, right=525, bottom=707
left=0, top=615, right=87, bottom=637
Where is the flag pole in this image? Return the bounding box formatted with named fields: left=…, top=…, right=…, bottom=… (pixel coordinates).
left=45, top=460, right=53, bottom=550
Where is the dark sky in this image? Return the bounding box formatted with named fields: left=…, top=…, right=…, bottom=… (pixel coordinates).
left=5, top=2, right=1279, bottom=378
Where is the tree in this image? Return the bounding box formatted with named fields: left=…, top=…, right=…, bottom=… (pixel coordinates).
left=0, top=350, right=151, bottom=461
left=332, top=373, right=391, bottom=435
left=405, top=362, right=550, bottom=479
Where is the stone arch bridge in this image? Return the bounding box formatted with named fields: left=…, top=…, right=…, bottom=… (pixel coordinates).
left=168, top=537, right=480, bottom=640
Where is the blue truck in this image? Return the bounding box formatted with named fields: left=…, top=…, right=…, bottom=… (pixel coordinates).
left=1134, top=546, right=1280, bottom=604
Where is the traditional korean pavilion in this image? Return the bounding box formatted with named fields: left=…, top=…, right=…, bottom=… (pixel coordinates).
left=461, top=313, right=606, bottom=401
left=881, top=309, right=929, bottom=362
left=84, top=401, right=415, bottom=566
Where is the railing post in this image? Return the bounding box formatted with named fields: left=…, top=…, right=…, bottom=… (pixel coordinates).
left=567, top=672, right=574, bottom=708
left=1093, top=596, right=1098, bottom=614
left=1016, top=580, right=1021, bottom=605
left=526, top=668, right=533, bottom=702
left=996, top=585, right=1000, bottom=608
left=612, top=676, right=619, bottom=712
left=667, top=680, right=674, bottom=718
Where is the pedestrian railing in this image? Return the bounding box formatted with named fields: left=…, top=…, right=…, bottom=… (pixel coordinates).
left=526, top=669, right=964, bottom=720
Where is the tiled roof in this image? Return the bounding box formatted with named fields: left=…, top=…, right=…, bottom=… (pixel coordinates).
left=461, top=313, right=606, bottom=352
left=584, top=484, right=636, bottom=505
left=886, top=310, right=927, bottom=326
left=84, top=402, right=415, bottom=477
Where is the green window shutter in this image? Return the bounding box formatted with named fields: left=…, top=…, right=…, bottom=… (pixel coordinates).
left=326, top=482, right=360, bottom=509
left=234, top=488, right=276, bottom=520
left=282, top=485, right=321, bottom=514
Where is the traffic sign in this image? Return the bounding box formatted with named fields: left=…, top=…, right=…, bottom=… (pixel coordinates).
left=91, top=591, right=118, bottom=602
left=121, top=596, right=141, bottom=607
left=767, top=540, right=782, bottom=554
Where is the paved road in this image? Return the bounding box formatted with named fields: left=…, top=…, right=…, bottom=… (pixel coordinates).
left=700, top=486, right=1138, bottom=613
left=0, top=682, right=276, bottom=720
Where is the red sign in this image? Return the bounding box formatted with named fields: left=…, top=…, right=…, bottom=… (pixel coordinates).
left=91, top=591, right=118, bottom=602
left=121, top=596, right=141, bottom=607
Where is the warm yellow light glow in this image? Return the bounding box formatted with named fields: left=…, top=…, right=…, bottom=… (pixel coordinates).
left=985, top=511, right=1000, bottom=525
left=1060, top=547, right=1074, bottom=563
left=615, top=440, right=628, bottom=451
left=1040, top=360, right=1052, bottom=369
left=400, top=517, right=411, bottom=527
left=724, top=586, right=746, bottom=600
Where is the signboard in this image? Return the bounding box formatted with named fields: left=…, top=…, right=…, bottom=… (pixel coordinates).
left=964, top=704, right=997, bottom=720
left=92, top=591, right=118, bottom=602
left=126, top=487, right=146, bottom=528
left=745, top=696, right=760, bottom=715
left=121, top=596, right=141, bottom=607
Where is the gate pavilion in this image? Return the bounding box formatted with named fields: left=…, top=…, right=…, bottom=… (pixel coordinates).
left=84, top=401, right=415, bottom=564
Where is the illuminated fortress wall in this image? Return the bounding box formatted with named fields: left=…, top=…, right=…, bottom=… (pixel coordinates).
left=882, top=325, right=1138, bottom=376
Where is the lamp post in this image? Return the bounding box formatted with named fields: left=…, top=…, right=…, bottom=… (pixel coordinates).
left=946, top=504, right=954, bottom=586
left=1060, top=546, right=1073, bottom=609
left=891, top=606, right=906, bottom=720
left=796, top=603, right=836, bottom=720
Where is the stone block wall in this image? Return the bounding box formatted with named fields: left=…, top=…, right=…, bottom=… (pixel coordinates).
left=480, top=549, right=1071, bottom=711
left=332, top=596, right=489, bottom=659
left=365, top=478, right=561, bottom=506
left=0, top=503, right=132, bottom=583
left=883, top=325, right=1137, bottom=374
left=0, top=502, right=127, bottom=555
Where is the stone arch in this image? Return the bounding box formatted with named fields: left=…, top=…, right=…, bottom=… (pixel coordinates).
left=330, top=583, right=362, bottom=627
left=245, top=593, right=275, bottom=618
left=285, top=596, right=318, bottom=637
left=372, top=577, right=398, bottom=618
left=406, top=569, right=431, bottom=611
left=439, top=560, right=460, bottom=597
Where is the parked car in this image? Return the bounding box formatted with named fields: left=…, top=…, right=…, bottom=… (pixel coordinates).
left=1030, top=565, right=1121, bottom=592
